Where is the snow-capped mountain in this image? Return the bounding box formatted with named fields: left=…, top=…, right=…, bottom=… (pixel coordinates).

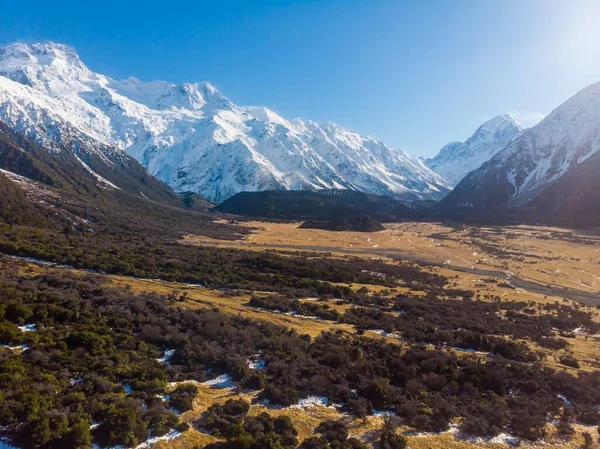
left=426, top=114, right=523, bottom=186
left=0, top=42, right=449, bottom=203
left=441, top=81, right=600, bottom=211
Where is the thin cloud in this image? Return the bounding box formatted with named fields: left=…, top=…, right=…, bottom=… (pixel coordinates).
left=507, top=110, right=546, bottom=128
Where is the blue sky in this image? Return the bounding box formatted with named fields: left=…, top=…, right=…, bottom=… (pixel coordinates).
left=1, top=0, right=599, bottom=157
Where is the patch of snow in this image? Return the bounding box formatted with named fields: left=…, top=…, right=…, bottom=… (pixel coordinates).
left=156, top=349, right=175, bottom=366
left=558, top=394, right=572, bottom=405
left=182, top=283, right=204, bottom=288
left=134, top=430, right=182, bottom=449
left=167, top=380, right=200, bottom=388
left=372, top=409, right=395, bottom=416
left=202, top=374, right=235, bottom=389
left=246, top=356, right=265, bottom=371
left=157, top=394, right=170, bottom=402
left=0, top=437, right=20, bottom=449
left=73, top=153, right=120, bottom=190
left=292, top=396, right=331, bottom=409
left=450, top=347, right=490, bottom=355
left=0, top=344, right=28, bottom=352
left=70, top=376, right=83, bottom=386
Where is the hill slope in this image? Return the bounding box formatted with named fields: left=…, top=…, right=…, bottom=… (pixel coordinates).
left=299, top=215, right=385, bottom=232
left=213, top=189, right=424, bottom=221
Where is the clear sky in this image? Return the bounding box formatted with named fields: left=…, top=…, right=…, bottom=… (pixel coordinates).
left=1, top=0, right=600, bottom=157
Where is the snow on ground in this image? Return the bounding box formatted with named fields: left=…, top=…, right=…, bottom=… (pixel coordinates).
left=0, top=438, right=20, bottom=449
left=70, top=376, right=83, bottom=386
left=448, top=346, right=489, bottom=356
left=17, top=324, right=36, bottom=332
left=182, top=283, right=204, bottom=288
left=458, top=431, right=520, bottom=447
left=167, top=380, right=200, bottom=388
left=370, top=330, right=402, bottom=339
left=558, top=394, right=572, bottom=405
left=372, top=409, right=395, bottom=416
left=134, top=430, right=182, bottom=449
left=0, top=344, right=28, bottom=352
left=405, top=423, right=459, bottom=437
left=73, top=153, right=121, bottom=190
left=283, top=311, right=318, bottom=320
left=91, top=429, right=182, bottom=449
left=291, top=396, right=341, bottom=409
left=202, top=374, right=236, bottom=389
left=406, top=424, right=519, bottom=447
left=0, top=168, right=38, bottom=187
left=246, top=356, right=265, bottom=370
left=156, top=349, right=175, bottom=366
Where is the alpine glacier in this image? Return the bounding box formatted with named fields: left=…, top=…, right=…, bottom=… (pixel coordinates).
left=426, top=114, right=523, bottom=187
left=441, top=81, right=600, bottom=210
left=0, top=42, right=449, bottom=202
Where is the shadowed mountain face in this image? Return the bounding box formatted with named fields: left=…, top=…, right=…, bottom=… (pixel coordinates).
left=524, top=151, right=600, bottom=225
left=213, top=189, right=425, bottom=222
left=0, top=120, right=182, bottom=205
left=440, top=81, right=600, bottom=224
left=0, top=170, right=46, bottom=225
left=299, top=215, right=385, bottom=232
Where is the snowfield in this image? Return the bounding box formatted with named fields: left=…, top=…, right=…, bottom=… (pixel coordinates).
left=426, top=114, right=523, bottom=187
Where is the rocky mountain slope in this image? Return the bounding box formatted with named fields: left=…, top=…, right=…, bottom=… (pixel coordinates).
left=426, top=114, right=523, bottom=186
left=0, top=118, right=182, bottom=205
left=440, top=81, right=600, bottom=220
left=0, top=42, right=449, bottom=203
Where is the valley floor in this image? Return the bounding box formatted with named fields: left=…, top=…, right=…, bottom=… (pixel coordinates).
left=6, top=220, right=599, bottom=449
left=185, top=221, right=600, bottom=305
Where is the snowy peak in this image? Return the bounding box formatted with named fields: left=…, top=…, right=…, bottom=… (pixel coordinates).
left=0, top=41, right=94, bottom=96
left=0, top=42, right=84, bottom=69
left=0, top=41, right=450, bottom=203
left=441, top=80, right=600, bottom=211
left=478, top=114, right=523, bottom=133
left=110, top=78, right=229, bottom=111
left=426, top=114, right=523, bottom=186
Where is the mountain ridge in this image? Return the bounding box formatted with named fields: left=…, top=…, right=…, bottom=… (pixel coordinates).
left=440, top=80, right=600, bottom=223
left=0, top=41, right=449, bottom=203
left=426, top=114, right=524, bottom=186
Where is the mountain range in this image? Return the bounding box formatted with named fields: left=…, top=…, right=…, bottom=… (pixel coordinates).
left=441, top=81, right=600, bottom=222
left=0, top=41, right=449, bottom=203
left=1, top=41, right=599, bottom=225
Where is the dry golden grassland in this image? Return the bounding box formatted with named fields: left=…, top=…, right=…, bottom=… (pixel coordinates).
left=153, top=377, right=600, bottom=449
left=185, top=221, right=600, bottom=294
left=15, top=219, right=600, bottom=448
